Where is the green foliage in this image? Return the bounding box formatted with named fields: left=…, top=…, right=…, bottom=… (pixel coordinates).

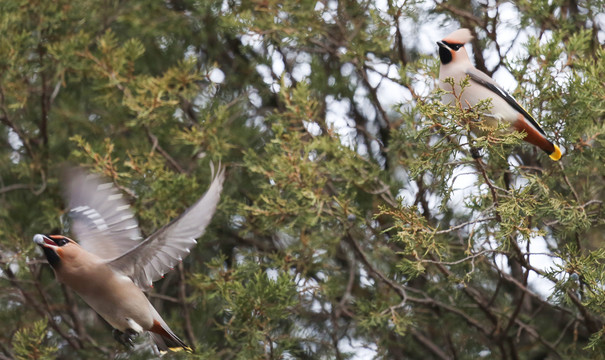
left=12, top=320, right=57, bottom=360
left=198, top=254, right=300, bottom=359
left=1, top=0, right=604, bottom=359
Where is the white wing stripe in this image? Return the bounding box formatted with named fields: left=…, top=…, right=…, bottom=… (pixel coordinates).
left=97, top=183, right=113, bottom=190
left=64, top=167, right=143, bottom=261
left=83, top=209, right=101, bottom=218
left=72, top=205, right=90, bottom=212
left=108, top=194, right=123, bottom=201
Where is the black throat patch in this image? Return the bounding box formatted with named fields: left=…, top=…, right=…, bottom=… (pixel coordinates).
left=439, top=46, right=452, bottom=65
left=42, top=246, right=62, bottom=269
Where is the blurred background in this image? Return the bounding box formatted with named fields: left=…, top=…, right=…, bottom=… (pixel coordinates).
left=1, top=0, right=604, bottom=358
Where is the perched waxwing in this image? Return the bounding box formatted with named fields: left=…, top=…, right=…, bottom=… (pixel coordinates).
left=34, top=164, right=226, bottom=353
left=437, top=28, right=562, bottom=161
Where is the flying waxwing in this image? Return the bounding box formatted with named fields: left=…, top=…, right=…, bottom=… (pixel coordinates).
left=437, top=28, right=562, bottom=161
left=33, top=164, right=226, bottom=353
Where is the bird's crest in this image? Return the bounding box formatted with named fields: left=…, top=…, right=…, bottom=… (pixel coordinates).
left=442, top=28, right=473, bottom=45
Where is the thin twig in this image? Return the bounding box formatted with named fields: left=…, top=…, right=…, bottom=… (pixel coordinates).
left=3, top=265, right=81, bottom=350
left=177, top=263, right=196, bottom=348
left=410, top=328, right=450, bottom=360
left=558, top=162, right=580, bottom=203
left=434, top=216, right=497, bottom=234
left=418, top=249, right=493, bottom=265
left=344, top=230, right=407, bottom=302
left=146, top=127, right=186, bottom=174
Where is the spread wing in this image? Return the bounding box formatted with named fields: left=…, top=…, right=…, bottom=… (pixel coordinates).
left=63, top=167, right=142, bottom=260
left=465, top=69, right=547, bottom=137
left=106, top=164, right=226, bottom=290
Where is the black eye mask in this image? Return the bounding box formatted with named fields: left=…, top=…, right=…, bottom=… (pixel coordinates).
left=442, top=41, right=463, bottom=51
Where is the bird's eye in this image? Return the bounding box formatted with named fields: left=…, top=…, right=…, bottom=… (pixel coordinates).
left=442, top=41, right=463, bottom=51
left=57, top=238, right=67, bottom=246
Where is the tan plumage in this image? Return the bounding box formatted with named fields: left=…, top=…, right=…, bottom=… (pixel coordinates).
left=34, top=164, right=225, bottom=352
left=437, top=28, right=562, bottom=161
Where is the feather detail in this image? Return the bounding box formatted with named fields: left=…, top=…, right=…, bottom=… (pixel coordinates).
left=550, top=145, right=562, bottom=161
left=513, top=115, right=559, bottom=159
left=106, top=164, right=226, bottom=289
left=442, top=28, right=473, bottom=45
left=63, top=167, right=142, bottom=260
left=149, top=320, right=193, bottom=353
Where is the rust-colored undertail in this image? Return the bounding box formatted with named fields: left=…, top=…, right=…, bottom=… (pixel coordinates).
left=149, top=320, right=193, bottom=353
left=514, top=115, right=561, bottom=161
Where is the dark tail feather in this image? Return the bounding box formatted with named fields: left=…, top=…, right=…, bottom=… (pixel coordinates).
left=149, top=320, right=193, bottom=353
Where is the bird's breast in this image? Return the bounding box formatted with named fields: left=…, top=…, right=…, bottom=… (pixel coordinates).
left=74, top=269, right=154, bottom=331
left=55, top=258, right=154, bottom=331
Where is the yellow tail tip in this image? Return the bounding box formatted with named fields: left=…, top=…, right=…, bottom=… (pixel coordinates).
left=549, top=145, right=562, bottom=161
left=168, top=346, right=193, bottom=353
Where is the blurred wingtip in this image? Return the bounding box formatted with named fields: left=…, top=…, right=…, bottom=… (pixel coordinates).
left=209, top=160, right=226, bottom=184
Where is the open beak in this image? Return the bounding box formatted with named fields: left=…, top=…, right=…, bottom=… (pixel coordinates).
left=33, top=234, right=59, bottom=251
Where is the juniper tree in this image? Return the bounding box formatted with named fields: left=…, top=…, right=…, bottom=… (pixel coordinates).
left=1, top=0, right=604, bottom=359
